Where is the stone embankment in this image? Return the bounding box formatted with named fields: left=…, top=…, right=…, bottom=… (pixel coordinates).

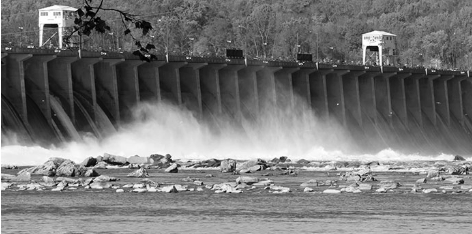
left=1, top=155, right=471, bottom=194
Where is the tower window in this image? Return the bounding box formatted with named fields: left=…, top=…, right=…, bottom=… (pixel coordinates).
left=40, top=12, right=48, bottom=16
left=53, top=12, right=61, bottom=16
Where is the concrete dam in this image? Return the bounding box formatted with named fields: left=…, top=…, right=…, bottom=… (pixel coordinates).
left=2, top=48, right=472, bottom=156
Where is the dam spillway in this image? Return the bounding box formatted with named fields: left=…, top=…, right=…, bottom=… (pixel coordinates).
left=2, top=48, right=472, bottom=156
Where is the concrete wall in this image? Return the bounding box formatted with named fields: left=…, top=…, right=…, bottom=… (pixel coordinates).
left=1, top=49, right=472, bottom=154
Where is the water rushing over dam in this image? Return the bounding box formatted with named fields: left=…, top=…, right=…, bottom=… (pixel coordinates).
left=2, top=48, right=472, bottom=160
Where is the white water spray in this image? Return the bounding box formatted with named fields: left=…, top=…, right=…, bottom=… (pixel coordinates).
left=1, top=96, right=461, bottom=166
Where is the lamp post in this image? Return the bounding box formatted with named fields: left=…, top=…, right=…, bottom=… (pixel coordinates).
left=316, top=27, right=320, bottom=63
left=108, top=32, right=114, bottom=51
left=19, top=27, right=24, bottom=47
left=329, top=46, right=334, bottom=63
left=189, top=37, right=194, bottom=56
left=419, top=53, right=423, bottom=68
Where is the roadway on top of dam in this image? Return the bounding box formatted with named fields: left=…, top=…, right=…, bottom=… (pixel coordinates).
left=2, top=47, right=471, bottom=77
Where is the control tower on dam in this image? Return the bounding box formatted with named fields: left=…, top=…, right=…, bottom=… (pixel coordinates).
left=2, top=48, right=472, bottom=155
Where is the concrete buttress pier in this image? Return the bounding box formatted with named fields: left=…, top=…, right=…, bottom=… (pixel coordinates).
left=1, top=48, right=472, bottom=155
left=180, top=63, right=207, bottom=118
left=138, top=61, right=165, bottom=102
left=71, top=56, right=102, bottom=132
left=116, top=59, right=144, bottom=122
left=238, top=65, right=263, bottom=120
left=94, top=57, right=124, bottom=125
left=48, top=55, right=78, bottom=123
left=200, top=64, right=225, bottom=119
left=219, top=65, right=245, bottom=121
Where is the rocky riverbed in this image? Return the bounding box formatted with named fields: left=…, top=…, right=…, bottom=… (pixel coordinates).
left=1, top=154, right=471, bottom=195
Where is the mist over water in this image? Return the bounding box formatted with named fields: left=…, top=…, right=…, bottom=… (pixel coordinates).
left=1, top=93, right=460, bottom=166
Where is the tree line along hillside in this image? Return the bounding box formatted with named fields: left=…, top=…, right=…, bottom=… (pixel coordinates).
left=2, top=0, right=471, bottom=70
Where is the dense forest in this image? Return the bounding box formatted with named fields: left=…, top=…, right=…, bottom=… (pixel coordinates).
left=2, top=0, right=472, bottom=69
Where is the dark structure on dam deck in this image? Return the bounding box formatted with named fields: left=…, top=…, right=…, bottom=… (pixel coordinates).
left=2, top=48, right=472, bottom=155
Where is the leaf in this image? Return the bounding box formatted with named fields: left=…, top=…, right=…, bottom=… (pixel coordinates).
left=145, top=44, right=156, bottom=50
left=86, top=11, right=96, bottom=18
left=74, top=18, right=82, bottom=25
left=83, top=28, right=91, bottom=36
left=124, top=29, right=131, bottom=35
left=141, top=21, right=152, bottom=35
left=77, top=9, right=84, bottom=17
left=84, top=5, right=93, bottom=12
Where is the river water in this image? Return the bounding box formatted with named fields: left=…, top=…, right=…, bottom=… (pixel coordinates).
left=2, top=169, right=472, bottom=233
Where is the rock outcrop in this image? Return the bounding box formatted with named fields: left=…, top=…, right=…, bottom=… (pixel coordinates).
left=103, top=153, right=128, bottom=166
left=127, top=155, right=152, bottom=165
left=150, top=154, right=174, bottom=168
left=127, top=167, right=149, bottom=177
left=165, top=163, right=179, bottom=173
left=80, top=157, right=97, bottom=167
left=220, top=159, right=237, bottom=173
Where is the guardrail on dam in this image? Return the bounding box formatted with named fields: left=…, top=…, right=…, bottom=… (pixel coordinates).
left=2, top=48, right=472, bottom=155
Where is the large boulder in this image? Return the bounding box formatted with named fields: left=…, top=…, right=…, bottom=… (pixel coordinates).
left=150, top=154, right=173, bottom=167
left=24, top=159, right=59, bottom=176
left=271, top=156, right=289, bottom=164
left=2, top=172, right=31, bottom=182
left=296, top=159, right=310, bottom=164
left=300, top=179, right=319, bottom=188
left=75, top=165, right=89, bottom=177
left=127, top=155, right=152, bottom=165
left=165, top=163, right=179, bottom=173
left=237, top=159, right=267, bottom=172
left=42, top=176, right=55, bottom=184
left=17, top=166, right=38, bottom=175
left=426, top=169, right=440, bottom=178
left=1, top=182, right=13, bottom=190
left=103, top=153, right=128, bottom=166
left=445, top=177, right=464, bottom=184
left=379, top=180, right=400, bottom=189
left=190, top=159, right=221, bottom=168
left=84, top=168, right=100, bottom=177
left=358, top=183, right=373, bottom=191
left=56, top=177, right=79, bottom=183
left=94, top=175, right=119, bottom=182
left=94, top=161, right=108, bottom=169
left=453, top=155, right=466, bottom=161
left=15, top=171, right=32, bottom=182
left=48, top=157, right=68, bottom=167
left=220, top=159, right=237, bottom=173
left=240, top=165, right=262, bottom=173
left=127, top=167, right=149, bottom=177
left=160, top=185, right=178, bottom=193
left=80, top=157, right=97, bottom=167
left=90, top=182, right=112, bottom=189
left=235, top=176, right=259, bottom=185
left=56, top=160, right=77, bottom=177
left=29, top=157, right=70, bottom=176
